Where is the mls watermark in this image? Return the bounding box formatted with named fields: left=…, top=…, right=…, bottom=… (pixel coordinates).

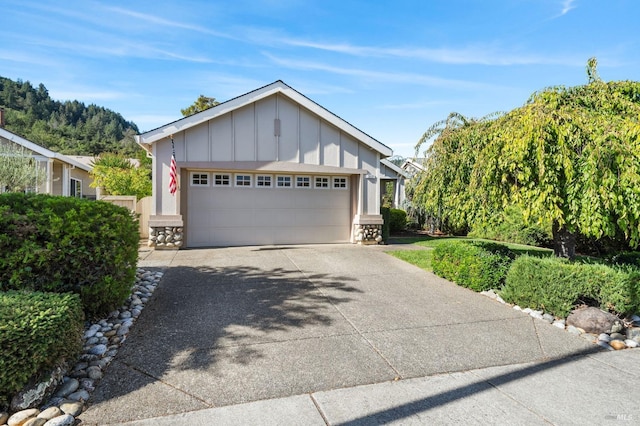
left=605, top=413, right=635, bottom=421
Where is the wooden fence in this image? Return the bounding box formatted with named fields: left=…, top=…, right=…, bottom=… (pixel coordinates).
left=100, top=195, right=152, bottom=238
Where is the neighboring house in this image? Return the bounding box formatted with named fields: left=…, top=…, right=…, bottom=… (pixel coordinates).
left=401, top=158, right=426, bottom=178
left=135, top=80, right=393, bottom=248
left=379, top=158, right=409, bottom=208
left=0, top=126, right=96, bottom=198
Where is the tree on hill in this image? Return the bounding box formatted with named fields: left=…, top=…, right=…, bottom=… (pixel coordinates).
left=181, top=95, right=220, bottom=116
left=0, top=76, right=140, bottom=156
left=415, top=59, right=640, bottom=258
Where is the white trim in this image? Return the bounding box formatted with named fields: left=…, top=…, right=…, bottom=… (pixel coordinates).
left=276, top=175, right=292, bottom=188
left=213, top=173, right=231, bottom=187
left=332, top=176, right=349, bottom=190
left=295, top=175, right=311, bottom=188
left=135, top=81, right=392, bottom=157
left=255, top=174, right=273, bottom=188
left=380, top=158, right=411, bottom=179
left=234, top=173, right=252, bottom=187
left=190, top=172, right=210, bottom=187
left=314, top=176, right=330, bottom=189
left=70, top=177, right=82, bottom=198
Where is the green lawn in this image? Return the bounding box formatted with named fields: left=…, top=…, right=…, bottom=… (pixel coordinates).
left=386, top=235, right=553, bottom=271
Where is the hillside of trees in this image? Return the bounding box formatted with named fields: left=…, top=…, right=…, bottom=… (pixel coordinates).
left=0, top=76, right=140, bottom=155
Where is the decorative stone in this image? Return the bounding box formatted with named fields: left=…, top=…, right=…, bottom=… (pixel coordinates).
left=23, top=418, right=47, bottom=426
left=566, top=307, right=621, bottom=334
left=625, top=339, right=639, bottom=348
left=553, top=320, right=566, bottom=329
left=597, top=341, right=614, bottom=351
left=610, top=332, right=625, bottom=341
left=36, top=407, right=62, bottom=421
left=7, top=409, right=39, bottom=426
left=67, top=389, right=90, bottom=402
left=59, top=400, right=83, bottom=417
left=626, top=327, right=640, bottom=340
left=54, top=379, right=79, bottom=398
left=1, top=412, right=9, bottom=424
left=42, top=414, right=75, bottom=426
left=88, top=344, right=108, bottom=356
left=630, top=314, right=640, bottom=326
left=86, top=366, right=103, bottom=380
left=598, top=333, right=611, bottom=342
left=610, top=340, right=626, bottom=350
left=566, top=325, right=582, bottom=336
left=542, top=313, right=555, bottom=323
left=11, top=366, right=64, bottom=412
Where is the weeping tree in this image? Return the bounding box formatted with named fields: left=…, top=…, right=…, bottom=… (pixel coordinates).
left=0, top=143, right=45, bottom=192
left=415, top=59, right=640, bottom=259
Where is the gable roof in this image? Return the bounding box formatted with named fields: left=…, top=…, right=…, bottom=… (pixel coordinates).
left=0, top=127, right=92, bottom=172
left=135, top=80, right=392, bottom=157
left=401, top=158, right=426, bottom=174
left=380, top=158, right=410, bottom=178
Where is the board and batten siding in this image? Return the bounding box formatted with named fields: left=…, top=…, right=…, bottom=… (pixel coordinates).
left=153, top=93, right=381, bottom=216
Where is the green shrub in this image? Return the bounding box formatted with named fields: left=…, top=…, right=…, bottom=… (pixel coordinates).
left=381, top=207, right=391, bottom=242
left=469, top=205, right=552, bottom=247
left=389, top=208, right=407, bottom=233
left=607, top=251, right=640, bottom=268
left=0, top=291, right=83, bottom=409
left=432, top=240, right=515, bottom=291
left=501, top=256, right=640, bottom=318
left=0, top=193, right=139, bottom=317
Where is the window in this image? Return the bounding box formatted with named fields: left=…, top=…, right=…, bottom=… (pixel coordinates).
left=191, top=172, right=209, bottom=186
left=276, top=175, right=292, bottom=188
left=296, top=176, right=311, bottom=188
left=235, top=174, right=252, bottom=187
left=332, top=177, right=348, bottom=189
left=256, top=175, right=272, bottom=188
left=314, top=176, right=330, bottom=189
left=213, top=174, right=231, bottom=186
left=70, top=178, right=82, bottom=197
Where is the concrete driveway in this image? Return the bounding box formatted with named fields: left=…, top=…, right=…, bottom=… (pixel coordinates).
left=80, top=244, right=596, bottom=425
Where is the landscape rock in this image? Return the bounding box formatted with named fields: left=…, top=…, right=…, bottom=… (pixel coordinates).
left=36, top=407, right=62, bottom=421
left=10, top=366, right=64, bottom=412
left=625, top=339, right=639, bottom=348
left=1, top=412, right=9, bottom=424
left=53, top=379, right=78, bottom=398
left=58, top=400, right=82, bottom=417
left=7, top=408, right=39, bottom=426
left=610, top=340, right=626, bottom=350
left=626, top=327, right=640, bottom=340
left=22, top=418, right=47, bottom=426
left=42, top=414, right=74, bottom=426
left=566, top=307, right=620, bottom=334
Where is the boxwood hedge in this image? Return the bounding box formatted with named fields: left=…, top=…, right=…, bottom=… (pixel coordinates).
left=500, top=256, right=640, bottom=318
left=0, top=291, right=83, bottom=409
left=432, top=240, right=515, bottom=291
left=0, top=193, right=139, bottom=316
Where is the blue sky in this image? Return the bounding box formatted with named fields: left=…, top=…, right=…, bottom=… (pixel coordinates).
left=1, top=0, right=638, bottom=158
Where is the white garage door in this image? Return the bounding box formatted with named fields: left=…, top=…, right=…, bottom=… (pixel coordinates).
left=186, top=172, right=352, bottom=247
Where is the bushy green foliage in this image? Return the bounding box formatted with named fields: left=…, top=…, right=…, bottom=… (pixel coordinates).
left=381, top=207, right=390, bottom=242
left=0, top=193, right=139, bottom=316
left=389, top=208, right=407, bottom=233
left=90, top=152, right=152, bottom=199
left=501, top=256, right=640, bottom=318
left=468, top=205, right=552, bottom=247
left=0, top=75, right=140, bottom=155
left=432, top=240, right=515, bottom=291
left=0, top=291, right=83, bottom=409
left=607, top=251, right=640, bottom=268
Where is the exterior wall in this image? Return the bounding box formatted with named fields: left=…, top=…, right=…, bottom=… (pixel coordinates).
left=153, top=93, right=382, bottom=219
left=69, top=167, right=96, bottom=199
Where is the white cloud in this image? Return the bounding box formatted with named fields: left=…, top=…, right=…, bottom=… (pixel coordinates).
left=561, top=0, right=577, bottom=16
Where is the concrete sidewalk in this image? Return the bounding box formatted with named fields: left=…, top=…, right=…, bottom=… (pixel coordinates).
left=79, top=245, right=639, bottom=425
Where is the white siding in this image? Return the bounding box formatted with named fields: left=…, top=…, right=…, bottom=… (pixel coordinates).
left=299, top=109, right=319, bottom=164
left=233, top=104, right=256, bottom=161
left=185, top=124, right=208, bottom=161
left=210, top=115, right=233, bottom=161
left=321, top=122, right=340, bottom=167
left=278, top=96, right=299, bottom=162
left=256, top=97, right=277, bottom=161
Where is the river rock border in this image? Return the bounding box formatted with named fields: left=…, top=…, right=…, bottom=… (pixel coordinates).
left=355, top=224, right=383, bottom=244
left=1, top=268, right=162, bottom=426
left=480, top=289, right=640, bottom=350
left=148, top=226, right=183, bottom=249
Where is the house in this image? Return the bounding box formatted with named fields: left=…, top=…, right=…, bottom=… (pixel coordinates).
left=0, top=121, right=96, bottom=198
left=401, top=158, right=426, bottom=178
left=379, top=158, right=409, bottom=208
left=135, top=80, right=394, bottom=248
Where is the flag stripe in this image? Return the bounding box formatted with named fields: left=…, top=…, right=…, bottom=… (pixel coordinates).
left=169, top=140, right=177, bottom=195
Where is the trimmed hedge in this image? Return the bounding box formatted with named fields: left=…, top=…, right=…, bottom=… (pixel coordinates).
left=500, top=256, right=640, bottom=318
left=0, top=193, right=139, bottom=316
left=0, top=291, right=83, bottom=409
left=389, top=208, right=407, bottom=233
left=432, top=240, right=515, bottom=291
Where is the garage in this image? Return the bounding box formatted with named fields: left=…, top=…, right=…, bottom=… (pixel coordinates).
left=136, top=81, right=392, bottom=249
left=186, top=171, right=352, bottom=247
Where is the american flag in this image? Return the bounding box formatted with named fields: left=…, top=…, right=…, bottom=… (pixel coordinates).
left=169, top=139, right=177, bottom=195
